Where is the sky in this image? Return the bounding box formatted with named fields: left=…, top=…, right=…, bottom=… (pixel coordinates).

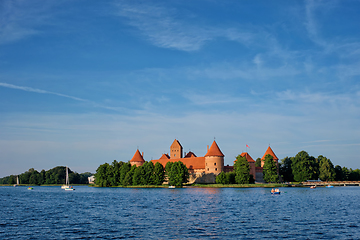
left=0, top=0, right=359, bottom=177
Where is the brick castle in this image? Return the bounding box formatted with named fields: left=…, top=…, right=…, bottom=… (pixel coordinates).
left=129, top=139, right=279, bottom=183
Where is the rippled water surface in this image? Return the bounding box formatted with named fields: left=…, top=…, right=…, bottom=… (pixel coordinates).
left=1, top=186, right=360, bottom=239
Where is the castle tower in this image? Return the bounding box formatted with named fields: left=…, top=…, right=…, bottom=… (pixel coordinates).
left=170, top=139, right=183, bottom=159
left=130, top=149, right=145, bottom=167
left=261, top=146, right=279, bottom=168
left=204, top=140, right=224, bottom=174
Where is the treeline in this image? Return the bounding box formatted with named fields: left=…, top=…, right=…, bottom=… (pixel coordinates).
left=95, top=160, right=189, bottom=187
left=280, top=150, right=360, bottom=182
left=0, top=167, right=92, bottom=185
left=216, top=154, right=279, bottom=184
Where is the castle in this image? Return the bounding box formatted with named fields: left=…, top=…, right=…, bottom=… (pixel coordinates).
left=129, top=139, right=279, bottom=183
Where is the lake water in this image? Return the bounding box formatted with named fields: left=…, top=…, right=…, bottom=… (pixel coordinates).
left=1, top=186, right=360, bottom=239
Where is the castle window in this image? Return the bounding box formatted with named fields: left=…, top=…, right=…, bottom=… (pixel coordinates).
left=207, top=168, right=209, bottom=171
left=215, top=168, right=217, bottom=171
left=206, top=163, right=207, bottom=166
left=214, top=163, right=216, bottom=166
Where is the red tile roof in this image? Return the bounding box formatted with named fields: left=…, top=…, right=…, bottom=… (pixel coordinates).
left=151, top=157, right=205, bottom=170
left=240, top=152, right=255, bottom=163
left=130, top=149, right=145, bottom=163
left=204, top=141, right=224, bottom=157
left=261, top=146, right=278, bottom=160
left=170, top=139, right=182, bottom=148
left=184, top=151, right=197, bottom=158
left=159, top=153, right=170, bottom=159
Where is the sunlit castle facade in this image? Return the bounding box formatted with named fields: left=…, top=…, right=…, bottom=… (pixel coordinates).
left=129, top=139, right=279, bottom=183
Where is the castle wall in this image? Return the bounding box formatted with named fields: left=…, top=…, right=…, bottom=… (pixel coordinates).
left=188, top=173, right=217, bottom=184
left=249, top=162, right=256, bottom=179
left=130, top=161, right=144, bottom=167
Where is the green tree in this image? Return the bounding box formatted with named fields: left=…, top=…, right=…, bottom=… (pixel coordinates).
left=234, top=155, right=250, bottom=184
left=165, top=161, right=174, bottom=180
left=318, top=155, right=335, bottom=181
left=123, top=165, right=137, bottom=186
left=153, top=162, right=165, bottom=185
left=334, top=165, right=343, bottom=181
left=226, top=172, right=236, bottom=184
left=119, top=163, right=131, bottom=185
left=142, top=161, right=155, bottom=185
left=216, top=172, right=227, bottom=184
left=349, top=169, right=360, bottom=181
left=263, top=154, right=279, bottom=183
left=168, top=161, right=189, bottom=186
left=132, top=166, right=143, bottom=185
left=95, top=163, right=112, bottom=187
left=255, top=158, right=261, bottom=167
left=279, top=157, right=294, bottom=182
left=342, top=167, right=350, bottom=181
left=291, top=151, right=319, bottom=182
left=110, top=160, right=123, bottom=186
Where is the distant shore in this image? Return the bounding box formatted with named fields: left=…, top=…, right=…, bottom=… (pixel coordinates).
left=2, top=183, right=296, bottom=188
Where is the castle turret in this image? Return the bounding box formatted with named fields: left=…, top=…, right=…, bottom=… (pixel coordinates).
left=240, top=152, right=256, bottom=179
left=130, top=149, right=145, bottom=167
left=204, top=140, right=224, bottom=174
left=261, top=146, right=279, bottom=172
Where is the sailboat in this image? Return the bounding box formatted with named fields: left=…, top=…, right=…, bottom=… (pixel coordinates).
left=14, top=175, right=19, bottom=187
left=62, top=166, right=75, bottom=191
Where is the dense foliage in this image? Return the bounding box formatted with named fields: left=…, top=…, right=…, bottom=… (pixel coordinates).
left=165, top=161, right=189, bottom=186
left=262, top=154, right=279, bottom=183
left=279, top=157, right=294, bottom=182
left=255, top=158, right=261, bottom=167
left=279, top=151, right=360, bottom=182
left=216, top=171, right=236, bottom=184
left=94, top=160, right=167, bottom=187
left=233, top=155, right=250, bottom=184
left=0, top=167, right=91, bottom=185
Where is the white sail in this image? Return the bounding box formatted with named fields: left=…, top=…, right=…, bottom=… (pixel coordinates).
left=66, top=166, right=69, bottom=186
left=63, top=166, right=75, bottom=190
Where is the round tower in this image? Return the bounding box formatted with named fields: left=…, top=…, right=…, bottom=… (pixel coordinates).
left=130, top=149, right=145, bottom=167
left=204, top=140, right=224, bottom=174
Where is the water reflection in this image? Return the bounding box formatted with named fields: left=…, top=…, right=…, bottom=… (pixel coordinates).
left=1, top=186, right=360, bottom=239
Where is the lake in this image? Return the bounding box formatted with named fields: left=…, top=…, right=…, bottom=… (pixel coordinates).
left=1, top=186, right=360, bottom=239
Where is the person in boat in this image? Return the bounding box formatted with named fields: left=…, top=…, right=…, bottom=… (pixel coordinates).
left=275, top=188, right=280, bottom=193
left=271, top=188, right=275, bottom=193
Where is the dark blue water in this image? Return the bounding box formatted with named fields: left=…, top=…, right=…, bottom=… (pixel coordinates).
left=1, top=186, right=360, bottom=239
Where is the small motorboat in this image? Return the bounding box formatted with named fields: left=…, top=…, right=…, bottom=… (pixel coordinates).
left=310, top=186, right=316, bottom=189
left=326, top=185, right=334, bottom=188
left=271, top=188, right=280, bottom=194
left=27, top=187, right=33, bottom=190
left=168, top=186, right=175, bottom=189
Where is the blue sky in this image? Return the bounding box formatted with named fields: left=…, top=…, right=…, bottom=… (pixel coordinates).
left=1, top=0, right=359, bottom=177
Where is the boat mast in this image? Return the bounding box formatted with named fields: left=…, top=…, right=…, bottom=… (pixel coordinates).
left=17, top=175, right=19, bottom=185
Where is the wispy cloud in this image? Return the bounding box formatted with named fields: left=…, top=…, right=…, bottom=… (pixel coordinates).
left=0, top=82, right=88, bottom=102
left=0, top=0, right=56, bottom=45
left=0, top=82, right=126, bottom=112
left=114, top=1, right=254, bottom=51
left=304, top=0, right=334, bottom=50
left=183, top=92, right=245, bottom=106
